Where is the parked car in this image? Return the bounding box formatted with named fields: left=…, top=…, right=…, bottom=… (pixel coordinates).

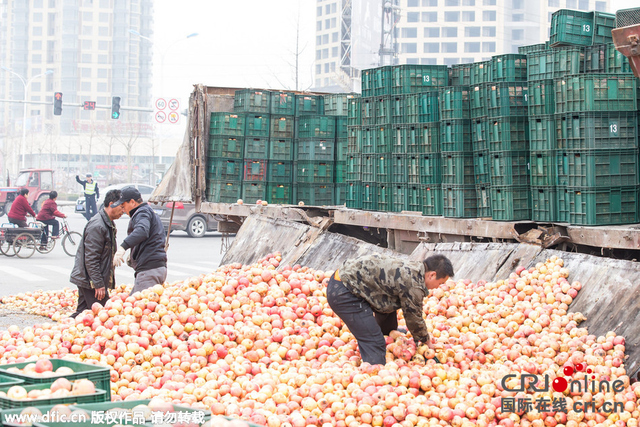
left=75, top=183, right=155, bottom=214
left=153, top=202, right=218, bottom=238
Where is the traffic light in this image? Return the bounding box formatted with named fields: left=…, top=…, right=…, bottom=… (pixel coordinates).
left=53, top=92, right=63, bottom=116
left=111, top=96, right=121, bottom=119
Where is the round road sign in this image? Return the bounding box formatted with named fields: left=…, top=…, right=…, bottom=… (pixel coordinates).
left=155, top=111, right=167, bottom=123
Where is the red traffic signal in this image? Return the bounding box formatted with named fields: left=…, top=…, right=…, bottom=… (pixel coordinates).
left=53, top=92, right=63, bottom=115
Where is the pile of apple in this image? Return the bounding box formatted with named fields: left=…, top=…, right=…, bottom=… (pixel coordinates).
left=1, top=379, right=96, bottom=400
left=0, top=253, right=638, bottom=427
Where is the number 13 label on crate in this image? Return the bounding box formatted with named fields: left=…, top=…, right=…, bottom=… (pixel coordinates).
left=422, top=75, right=431, bottom=85
left=609, top=120, right=618, bottom=137
left=581, top=23, right=592, bottom=34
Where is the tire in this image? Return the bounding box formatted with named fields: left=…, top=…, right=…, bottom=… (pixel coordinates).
left=13, top=233, right=36, bottom=258
left=62, top=231, right=82, bottom=257
left=0, top=240, right=14, bottom=256
left=187, top=215, right=207, bottom=238
left=36, top=238, right=56, bottom=254
left=34, top=194, right=48, bottom=214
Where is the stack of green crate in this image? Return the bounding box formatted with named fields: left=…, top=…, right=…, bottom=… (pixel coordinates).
left=346, top=96, right=363, bottom=209
left=267, top=106, right=295, bottom=204
left=208, top=112, right=245, bottom=203
left=324, top=94, right=352, bottom=204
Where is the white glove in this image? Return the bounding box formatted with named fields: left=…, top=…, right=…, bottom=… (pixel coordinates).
left=113, top=246, right=126, bottom=267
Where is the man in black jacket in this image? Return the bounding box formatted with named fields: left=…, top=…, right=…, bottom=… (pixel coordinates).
left=69, top=189, right=124, bottom=318
left=112, top=186, right=167, bottom=295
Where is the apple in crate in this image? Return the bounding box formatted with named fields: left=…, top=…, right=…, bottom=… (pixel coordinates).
left=35, top=359, right=53, bottom=374
left=7, top=386, right=28, bottom=400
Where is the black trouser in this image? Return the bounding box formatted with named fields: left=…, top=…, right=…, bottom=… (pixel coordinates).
left=70, top=286, right=109, bottom=318
left=84, top=194, right=98, bottom=220
left=8, top=217, right=27, bottom=228
left=327, top=274, right=397, bottom=365
left=39, top=219, right=59, bottom=244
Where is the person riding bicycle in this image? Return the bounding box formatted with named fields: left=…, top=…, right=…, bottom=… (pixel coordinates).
left=7, top=188, right=36, bottom=228
left=36, top=191, right=67, bottom=249
left=76, top=173, right=100, bottom=220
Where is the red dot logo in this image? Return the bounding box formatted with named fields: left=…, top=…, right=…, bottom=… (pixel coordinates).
left=552, top=377, right=568, bottom=392
left=575, top=363, right=585, bottom=372
left=563, top=366, right=574, bottom=376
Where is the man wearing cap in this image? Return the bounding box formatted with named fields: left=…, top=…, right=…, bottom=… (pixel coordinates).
left=76, top=173, right=100, bottom=220
left=112, top=186, right=167, bottom=295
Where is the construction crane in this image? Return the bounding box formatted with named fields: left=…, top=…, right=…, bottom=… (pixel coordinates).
left=379, top=0, right=401, bottom=66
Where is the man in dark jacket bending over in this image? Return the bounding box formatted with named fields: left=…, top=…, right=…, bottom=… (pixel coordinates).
left=112, top=186, right=167, bottom=295
left=327, top=253, right=454, bottom=365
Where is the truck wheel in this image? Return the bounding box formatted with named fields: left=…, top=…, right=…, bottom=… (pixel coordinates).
left=34, top=194, right=48, bottom=214
left=187, top=216, right=207, bottom=238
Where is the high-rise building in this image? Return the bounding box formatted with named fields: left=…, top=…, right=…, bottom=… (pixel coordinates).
left=314, top=0, right=611, bottom=92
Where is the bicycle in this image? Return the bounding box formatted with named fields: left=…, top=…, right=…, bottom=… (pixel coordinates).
left=0, top=218, right=82, bottom=258
left=57, top=218, right=83, bottom=257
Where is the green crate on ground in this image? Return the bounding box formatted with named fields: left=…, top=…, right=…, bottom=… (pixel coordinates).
left=347, top=97, right=362, bottom=127
left=391, top=154, right=407, bottom=183
left=209, top=112, right=245, bottom=136
left=471, top=119, right=488, bottom=152
left=489, top=151, right=530, bottom=186
left=374, top=97, right=392, bottom=125
left=270, top=115, right=295, bottom=139
left=346, top=181, right=363, bottom=209
left=557, top=149, right=639, bottom=187
left=297, top=115, right=336, bottom=139
left=347, top=126, right=361, bottom=153
left=244, top=113, right=270, bottom=137
left=404, top=92, right=440, bottom=123
left=473, top=150, right=491, bottom=185
left=295, top=94, right=324, bottom=115
left=335, top=138, right=348, bottom=161
left=335, top=161, right=347, bottom=183
left=584, top=44, right=607, bottom=73
left=360, top=126, right=375, bottom=154
left=527, top=49, right=555, bottom=81
left=486, top=117, right=530, bottom=152
left=207, top=180, right=242, bottom=203
left=244, top=137, right=269, bottom=159
left=374, top=154, right=393, bottom=183
left=267, top=161, right=293, bottom=182
left=439, top=86, right=470, bottom=120
left=470, top=84, right=486, bottom=118
left=296, top=138, right=335, bottom=161
left=549, top=9, right=615, bottom=47
left=490, top=185, right=531, bottom=221
left=553, top=46, right=585, bottom=78
left=294, top=161, right=334, bottom=183
left=234, top=89, right=270, bottom=113
left=528, top=79, right=555, bottom=116
left=419, top=122, right=440, bottom=153
left=451, top=63, right=473, bottom=86
left=207, top=158, right=243, bottom=181
left=554, top=74, right=637, bottom=113
left=362, top=182, right=377, bottom=210
left=242, top=182, right=266, bottom=202
left=422, top=184, right=443, bottom=216
left=476, top=184, right=492, bottom=218
left=269, top=138, right=295, bottom=161
left=443, top=185, right=477, bottom=218
left=375, top=183, right=392, bottom=212
left=530, top=150, right=558, bottom=186
left=440, top=119, right=472, bottom=152
left=529, top=116, right=557, bottom=150
left=335, top=183, right=347, bottom=205
left=294, top=183, right=335, bottom=206
left=324, top=93, right=355, bottom=116
left=390, top=184, right=407, bottom=212
left=243, top=159, right=268, bottom=181
left=605, top=42, right=632, bottom=74
left=407, top=184, right=423, bottom=212
left=564, top=186, right=638, bottom=225
left=418, top=153, right=441, bottom=185
left=361, top=154, right=375, bottom=182
left=556, top=112, right=638, bottom=150
left=267, top=183, right=293, bottom=204
left=391, top=64, right=449, bottom=94
left=471, top=61, right=492, bottom=85
left=361, top=98, right=376, bottom=126
left=518, top=43, right=547, bottom=55
left=270, top=91, right=295, bottom=115
left=441, top=152, right=475, bottom=185
left=485, top=82, right=528, bottom=118
left=208, top=135, right=244, bottom=159
left=336, top=117, right=348, bottom=139
left=491, top=54, right=527, bottom=82
left=0, top=383, right=107, bottom=410
left=532, top=186, right=559, bottom=222
left=391, top=95, right=405, bottom=124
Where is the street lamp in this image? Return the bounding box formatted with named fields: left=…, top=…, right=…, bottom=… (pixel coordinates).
left=1, top=67, right=54, bottom=170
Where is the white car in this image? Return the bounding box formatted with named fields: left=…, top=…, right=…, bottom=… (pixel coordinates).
left=75, top=183, right=155, bottom=214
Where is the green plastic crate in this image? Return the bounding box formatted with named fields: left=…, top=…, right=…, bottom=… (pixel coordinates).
left=207, top=158, right=243, bottom=181
left=374, top=97, right=392, bottom=125
left=390, top=184, right=407, bottom=212
left=362, top=182, right=377, bottom=210
left=391, top=64, right=449, bottom=94
left=451, top=63, right=473, bottom=86
left=471, top=119, right=488, bottom=152
left=531, top=186, right=559, bottom=222
left=335, top=138, right=348, bottom=161
left=294, top=161, right=335, bottom=183
left=373, top=125, right=392, bottom=153
left=335, top=161, right=347, bottom=183
left=422, top=185, right=443, bottom=216
left=491, top=54, right=527, bottom=82
left=418, top=153, right=442, bottom=185
left=345, top=181, right=363, bottom=209
left=557, top=186, right=570, bottom=223
left=473, top=150, right=491, bottom=185
left=375, top=154, right=393, bottom=183
left=269, top=138, right=295, bottom=161
left=361, top=98, right=376, bottom=126
left=335, top=183, right=347, bottom=205
left=361, top=154, right=376, bottom=182
left=209, top=112, right=245, bottom=136
left=518, top=43, right=547, bottom=55
left=554, top=74, right=637, bottom=113
left=605, top=42, right=632, bottom=74
left=243, top=159, right=267, bottom=181
left=470, top=61, right=492, bottom=85
left=0, top=383, right=108, bottom=410
left=556, top=112, right=638, bottom=150
left=0, top=375, right=24, bottom=388
left=407, top=154, right=421, bottom=184
left=439, top=86, right=471, bottom=120
left=490, top=185, right=532, bottom=221
left=527, top=79, right=555, bottom=116
left=557, top=149, right=638, bottom=187
left=234, top=89, right=271, bottom=113
left=592, top=11, right=617, bottom=45
left=470, top=84, right=486, bottom=119
left=297, top=115, right=336, bottom=139
left=270, top=115, right=295, bottom=139
left=390, top=154, right=407, bottom=183
left=485, top=82, right=528, bottom=118
left=440, top=119, right=472, bottom=152
left=443, top=185, right=478, bottom=218
left=530, top=150, right=558, bottom=186
left=400, top=123, right=423, bottom=154
left=242, top=182, right=266, bottom=201
left=391, top=125, right=407, bottom=154
left=419, top=122, right=440, bottom=153
left=244, top=137, right=269, bottom=159
left=489, top=151, right=530, bottom=186
left=476, top=184, right=492, bottom=218
left=336, top=117, right=348, bottom=139
left=2, top=404, right=75, bottom=427
left=267, top=183, right=293, bottom=204
left=347, top=126, right=361, bottom=154
left=564, top=186, right=637, bottom=225
left=267, top=161, right=293, bottom=182
left=529, top=115, right=557, bottom=150
left=486, top=117, right=530, bottom=152
left=244, top=114, right=270, bottom=137
left=391, top=95, right=405, bottom=124
left=549, top=9, right=615, bottom=47
left=407, top=184, right=423, bottom=212
left=294, top=183, right=335, bottom=206
left=376, top=183, right=392, bottom=212
left=324, top=93, right=356, bottom=116
left=347, top=97, right=362, bottom=127
left=296, top=138, right=335, bottom=161
left=208, top=136, right=244, bottom=159
left=295, top=94, right=324, bottom=115
left=552, top=46, right=585, bottom=78
left=361, top=66, right=393, bottom=97
left=441, top=152, right=475, bottom=185
left=361, top=69, right=375, bottom=98
left=404, top=92, right=440, bottom=123
left=526, top=49, right=555, bottom=81
left=360, top=126, right=376, bottom=154
left=584, top=44, right=607, bottom=73
left=270, top=91, right=295, bottom=115
left=206, top=180, right=242, bottom=203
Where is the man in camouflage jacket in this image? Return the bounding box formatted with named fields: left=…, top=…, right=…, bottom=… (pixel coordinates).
left=327, top=253, right=454, bottom=365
